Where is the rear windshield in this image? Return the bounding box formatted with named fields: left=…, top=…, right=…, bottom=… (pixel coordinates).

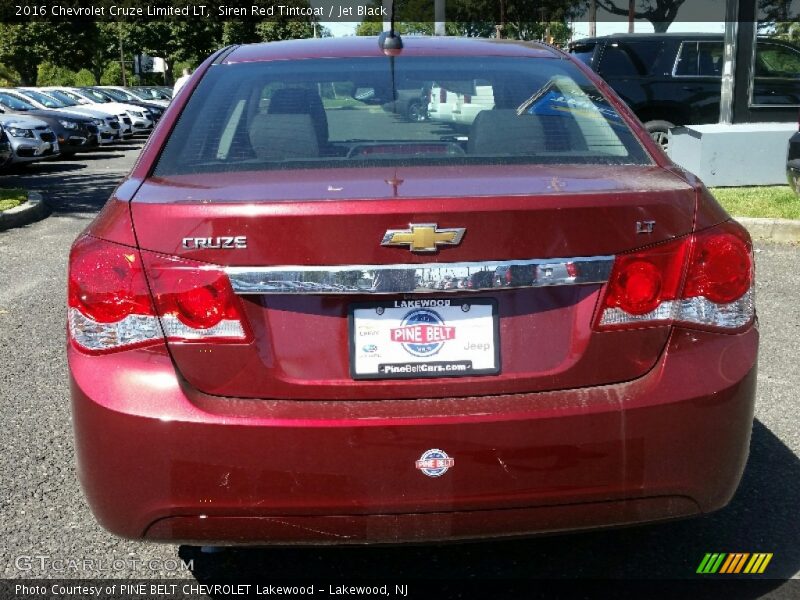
left=154, top=56, right=650, bottom=176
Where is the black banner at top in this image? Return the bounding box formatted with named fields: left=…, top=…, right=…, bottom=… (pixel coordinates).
left=0, top=0, right=798, bottom=23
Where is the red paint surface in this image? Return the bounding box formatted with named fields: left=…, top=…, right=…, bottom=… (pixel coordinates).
left=69, top=37, right=758, bottom=543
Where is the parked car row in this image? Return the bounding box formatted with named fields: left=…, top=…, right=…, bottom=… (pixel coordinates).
left=0, top=85, right=172, bottom=169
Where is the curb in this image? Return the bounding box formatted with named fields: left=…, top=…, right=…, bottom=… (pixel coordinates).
left=0, top=191, right=50, bottom=232
left=736, top=217, right=800, bottom=243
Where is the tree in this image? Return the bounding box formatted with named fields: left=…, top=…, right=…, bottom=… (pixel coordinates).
left=37, top=62, right=78, bottom=86
left=0, top=63, right=18, bottom=86
left=75, top=69, right=97, bottom=86
left=356, top=0, right=579, bottom=41
left=0, top=23, right=60, bottom=84
left=594, top=0, right=689, bottom=33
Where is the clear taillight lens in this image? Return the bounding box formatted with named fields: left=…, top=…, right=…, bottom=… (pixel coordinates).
left=596, top=221, right=754, bottom=331
left=68, top=236, right=249, bottom=353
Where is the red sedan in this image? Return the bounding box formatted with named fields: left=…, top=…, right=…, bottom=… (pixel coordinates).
left=68, top=36, right=757, bottom=544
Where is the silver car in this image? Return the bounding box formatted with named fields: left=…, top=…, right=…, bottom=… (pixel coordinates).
left=0, top=113, right=60, bottom=164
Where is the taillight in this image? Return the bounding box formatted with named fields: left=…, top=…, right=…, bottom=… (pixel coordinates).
left=143, top=253, right=249, bottom=342
left=596, top=221, right=754, bottom=331
left=464, top=94, right=472, bottom=104
left=68, top=236, right=249, bottom=353
left=440, top=89, right=447, bottom=103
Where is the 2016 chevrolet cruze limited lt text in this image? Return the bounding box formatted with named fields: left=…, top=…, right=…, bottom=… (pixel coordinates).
left=67, top=36, right=758, bottom=544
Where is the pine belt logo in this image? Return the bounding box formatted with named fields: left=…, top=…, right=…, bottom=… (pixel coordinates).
left=390, top=309, right=455, bottom=357
left=415, top=449, right=454, bottom=477
left=696, top=553, right=773, bottom=574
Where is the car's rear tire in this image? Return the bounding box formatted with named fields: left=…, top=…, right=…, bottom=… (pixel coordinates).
left=407, top=101, right=427, bottom=122
left=644, top=120, right=675, bottom=153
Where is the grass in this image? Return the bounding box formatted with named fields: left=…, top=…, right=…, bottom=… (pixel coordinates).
left=710, top=185, right=800, bottom=220
left=0, top=188, right=27, bottom=212
left=323, top=97, right=364, bottom=109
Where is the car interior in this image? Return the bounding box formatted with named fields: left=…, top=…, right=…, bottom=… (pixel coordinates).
left=154, top=57, right=650, bottom=176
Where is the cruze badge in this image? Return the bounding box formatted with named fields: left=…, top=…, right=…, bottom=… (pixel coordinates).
left=382, top=223, right=465, bottom=252
left=181, top=236, right=247, bottom=250
left=416, top=449, right=454, bottom=477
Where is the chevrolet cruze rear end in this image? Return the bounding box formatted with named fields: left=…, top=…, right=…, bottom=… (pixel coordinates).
left=68, top=38, right=757, bottom=544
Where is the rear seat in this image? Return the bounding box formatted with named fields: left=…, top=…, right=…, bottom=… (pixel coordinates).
left=467, top=109, right=587, bottom=155
left=249, top=113, right=319, bottom=160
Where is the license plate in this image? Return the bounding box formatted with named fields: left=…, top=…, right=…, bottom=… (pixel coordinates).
left=349, top=298, right=499, bottom=379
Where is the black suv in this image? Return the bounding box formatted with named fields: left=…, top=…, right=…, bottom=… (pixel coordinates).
left=569, top=33, right=800, bottom=149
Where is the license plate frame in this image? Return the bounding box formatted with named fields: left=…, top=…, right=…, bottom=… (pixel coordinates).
left=349, top=297, right=500, bottom=380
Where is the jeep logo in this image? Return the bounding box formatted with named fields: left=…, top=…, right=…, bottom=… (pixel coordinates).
left=181, top=236, right=248, bottom=250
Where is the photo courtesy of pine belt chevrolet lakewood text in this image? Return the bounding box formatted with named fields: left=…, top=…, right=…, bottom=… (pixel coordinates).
left=67, top=35, right=758, bottom=544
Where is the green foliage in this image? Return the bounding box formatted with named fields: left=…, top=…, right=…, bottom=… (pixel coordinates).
left=355, top=0, right=577, bottom=42
left=0, top=188, right=27, bottom=212
left=255, top=20, right=316, bottom=42
left=0, top=22, right=101, bottom=84
left=37, top=62, right=78, bottom=86
left=0, top=2, right=334, bottom=86
left=222, top=21, right=261, bottom=46
left=100, top=61, right=123, bottom=86
left=0, top=63, right=18, bottom=86
left=771, top=22, right=800, bottom=43
left=74, top=69, right=97, bottom=86
left=711, top=186, right=800, bottom=220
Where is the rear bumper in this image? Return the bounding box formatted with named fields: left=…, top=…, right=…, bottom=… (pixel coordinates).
left=70, top=326, right=757, bottom=544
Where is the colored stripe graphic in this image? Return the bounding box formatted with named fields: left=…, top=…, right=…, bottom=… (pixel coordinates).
left=699, top=553, right=773, bottom=574
left=697, top=553, right=726, bottom=574
left=744, top=553, right=774, bottom=574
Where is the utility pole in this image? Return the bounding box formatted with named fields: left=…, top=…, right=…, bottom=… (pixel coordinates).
left=434, top=0, right=446, bottom=36
left=118, top=26, right=127, bottom=86
left=628, top=0, right=635, bottom=33
left=589, top=0, right=596, bottom=37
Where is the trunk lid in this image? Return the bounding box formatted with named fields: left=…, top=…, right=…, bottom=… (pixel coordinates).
left=131, top=164, right=696, bottom=400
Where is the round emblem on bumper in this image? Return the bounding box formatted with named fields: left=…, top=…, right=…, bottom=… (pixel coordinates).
left=415, top=448, right=454, bottom=477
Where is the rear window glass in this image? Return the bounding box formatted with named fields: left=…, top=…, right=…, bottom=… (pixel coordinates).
left=154, top=57, right=650, bottom=176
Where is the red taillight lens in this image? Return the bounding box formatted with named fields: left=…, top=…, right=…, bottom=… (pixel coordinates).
left=464, top=94, right=472, bottom=104
left=68, top=236, right=152, bottom=323
left=440, top=89, right=447, bottom=103
left=67, top=236, right=250, bottom=353
left=143, top=253, right=250, bottom=342
left=596, top=221, right=754, bottom=331
left=607, top=260, right=662, bottom=315
left=601, top=237, right=688, bottom=318
left=684, top=227, right=752, bottom=304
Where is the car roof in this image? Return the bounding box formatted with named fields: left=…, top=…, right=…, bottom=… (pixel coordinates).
left=223, top=36, right=562, bottom=64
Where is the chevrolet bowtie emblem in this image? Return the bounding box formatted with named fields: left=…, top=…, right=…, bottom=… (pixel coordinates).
left=381, top=223, right=466, bottom=252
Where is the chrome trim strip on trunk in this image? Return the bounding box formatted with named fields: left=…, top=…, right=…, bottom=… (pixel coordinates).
left=226, top=256, right=614, bottom=295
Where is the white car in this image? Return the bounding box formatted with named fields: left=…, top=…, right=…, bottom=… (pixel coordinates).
left=64, top=87, right=154, bottom=134
left=98, top=86, right=170, bottom=109
left=37, top=87, right=136, bottom=138
left=0, top=113, right=59, bottom=164
left=4, top=88, right=117, bottom=145
left=428, top=81, right=495, bottom=127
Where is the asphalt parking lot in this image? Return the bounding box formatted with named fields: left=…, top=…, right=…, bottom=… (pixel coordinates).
left=0, top=144, right=798, bottom=596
